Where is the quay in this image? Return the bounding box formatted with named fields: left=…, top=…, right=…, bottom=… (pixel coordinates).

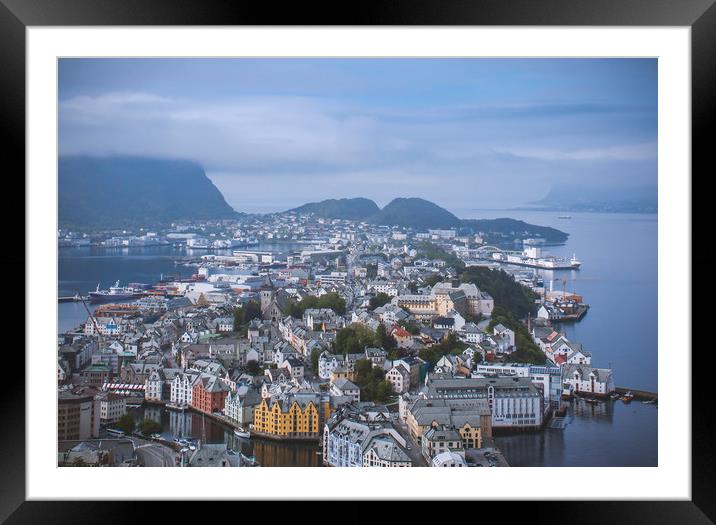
left=614, top=387, right=658, bottom=403
left=58, top=294, right=89, bottom=303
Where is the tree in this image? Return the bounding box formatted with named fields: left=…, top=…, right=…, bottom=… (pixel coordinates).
left=310, top=348, right=320, bottom=372
left=397, top=319, right=421, bottom=335
left=286, top=292, right=347, bottom=318
left=333, top=324, right=377, bottom=355
left=353, top=359, right=394, bottom=403
left=245, top=360, right=262, bottom=376
left=369, top=293, right=392, bottom=310
left=376, top=323, right=397, bottom=351
left=139, top=418, right=162, bottom=435
left=116, top=413, right=135, bottom=434
left=243, top=300, right=262, bottom=323
left=461, top=267, right=538, bottom=319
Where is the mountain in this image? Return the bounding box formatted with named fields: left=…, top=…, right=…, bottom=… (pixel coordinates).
left=530, top=182, right=657, bottom=213
left=285, top=196, right=568, bottom=242
left=287, top=198, right=380, bottom=220
left=59, top=156, right=239, bottom=229
left=461, top=218, right=568, bottom=244
left=367, top=197, right=463, bottom=229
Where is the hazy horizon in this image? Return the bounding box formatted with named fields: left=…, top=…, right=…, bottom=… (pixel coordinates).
left=59, top=58, right=657, bottom=212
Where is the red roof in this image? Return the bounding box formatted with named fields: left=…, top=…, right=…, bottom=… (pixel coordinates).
left=391, top=327, right=411, bottom=338
left=554, top=354, right=567, bottom=365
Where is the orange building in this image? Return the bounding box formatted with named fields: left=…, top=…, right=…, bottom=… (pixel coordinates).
left=192, top=374, right=230, bottom=414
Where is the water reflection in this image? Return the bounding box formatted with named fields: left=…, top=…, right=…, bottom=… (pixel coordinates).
left=129, top=406, right=323, bottom=467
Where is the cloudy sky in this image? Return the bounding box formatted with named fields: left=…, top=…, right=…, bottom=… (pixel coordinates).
left=59, top=58, right=657, bottom=214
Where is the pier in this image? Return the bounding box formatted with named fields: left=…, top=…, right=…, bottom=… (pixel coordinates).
left=614, top=387, right=658, bottom=403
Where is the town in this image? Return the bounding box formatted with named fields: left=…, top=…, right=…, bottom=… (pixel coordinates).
left=57, top=211, right=625, bottom=468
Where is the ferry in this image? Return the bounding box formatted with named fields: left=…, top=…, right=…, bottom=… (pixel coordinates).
left=493, top=246, right=581, bottom=270
left=234, top=428, right=250, bottom=439
left=88, top=281, right=145, bottom=303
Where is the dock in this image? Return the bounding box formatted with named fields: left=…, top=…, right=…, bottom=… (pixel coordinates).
left=58, top=295, right=89, bottom=303
left=614, top=387, right=658, bottom=403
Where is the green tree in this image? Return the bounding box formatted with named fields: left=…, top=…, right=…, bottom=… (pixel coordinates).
left=376, top=323, right=397, bottom=351
left=139, top=418, right=162, bottom=435
left=397, top=320, right=421, bottom=335
left=116, top=413, right=135, bottom=434
left=461, top=267, right=538, bottom=319
left=333, top=324, right=377, bottom=355
left=369, top=293, right=392, bottom=310
left=486, top=305, right=546, bottom=364
left=310, top=348, right=321, bottom=372
left=245, top=360, right=263, bottom=376
left=286, top=292, right=347, bottom=318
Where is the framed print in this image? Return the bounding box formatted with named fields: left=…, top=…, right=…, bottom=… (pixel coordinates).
left=4, top=0, right=711, bottom=523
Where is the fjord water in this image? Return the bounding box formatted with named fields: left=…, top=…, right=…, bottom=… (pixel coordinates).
left=458, top=210, right=658, bottom=467
left=459, top=210, right=658, bottom=393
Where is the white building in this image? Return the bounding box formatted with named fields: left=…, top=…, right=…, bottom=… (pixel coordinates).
left=97, top=393, right=127, bottom=424
left=170, top=371, right=201, bottom=408
left=562, top=364, right=615, bottom=396
left=431, top=450, right=467, bottom=467
left=145, top=369, right=164, bottom=402
left=385, top=364, right=410, bottom=394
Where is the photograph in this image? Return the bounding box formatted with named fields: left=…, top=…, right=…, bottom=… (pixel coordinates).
left=56, top=57, right=658, bottom=469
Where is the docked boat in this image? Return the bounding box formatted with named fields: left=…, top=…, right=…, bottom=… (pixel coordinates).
left=492, top=246, right=581, bottom=270
left=234, top=428, right=250, bottom=439
left=621, top=391, right=634, bottom=403
left=88, top=281, right=145, bottom=303
left=585, top=398, right=600, bottom=404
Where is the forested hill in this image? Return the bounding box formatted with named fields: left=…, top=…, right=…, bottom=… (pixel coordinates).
left=367, top=197, right=463, bottom=229
left=285, top=196, right=568, bottom=243
left=287, top=198, right=380, bottom=220
left=461, top=218, right=568, bottom=244
left=59, top=156, right=239, bottom=229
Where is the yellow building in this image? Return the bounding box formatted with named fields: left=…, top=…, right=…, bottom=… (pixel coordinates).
left=252, top=392, right=322, bottom=440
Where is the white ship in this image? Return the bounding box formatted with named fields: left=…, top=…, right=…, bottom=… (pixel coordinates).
left=493, top=246, right=581, bottom=270
left=88, top=281, right=145, bottom=303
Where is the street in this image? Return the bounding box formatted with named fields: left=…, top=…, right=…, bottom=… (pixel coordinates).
left=133, top=438, right=178, bottom=467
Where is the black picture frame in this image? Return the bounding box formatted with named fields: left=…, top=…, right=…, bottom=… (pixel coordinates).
left=3, top=0, right=710, bottom=522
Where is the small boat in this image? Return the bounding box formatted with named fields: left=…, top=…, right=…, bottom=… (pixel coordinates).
left=642, top=399, right=657, bottom=404
left=621, top=391, right=634, bottom=403
left=234, top=428, right=250, bottom=439
left=585, top=398, right=600, bottom=404
left=609, top=392, right=621, bottom=400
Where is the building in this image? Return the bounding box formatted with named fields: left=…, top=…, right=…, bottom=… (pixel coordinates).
left=562, top=364, right=615, bottom=397
left=97, top=392, right=127, bottom=424
left=224, top=385, right=262, bottom=427
left=252, top=392, right=323, bottom=440
left=421, top=426, right=464, bottom=461
left=192, top=374, right=230, bottom=415
left=144, top=369, right=164, bottom=402
left=385, top=364, right=410, bottom=394
left=330, top=378, right=360, bottom=402
left=170, top=370, right=201, bottom=408
left=323, top=404, right=411, bottom=467
left=185, top=443, right=241, bottom=467
left=58, top=389, right=100, bottom=440
left=419, top=375, right=544, bottom=429
left=431, top=450, right=468, bottom=467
